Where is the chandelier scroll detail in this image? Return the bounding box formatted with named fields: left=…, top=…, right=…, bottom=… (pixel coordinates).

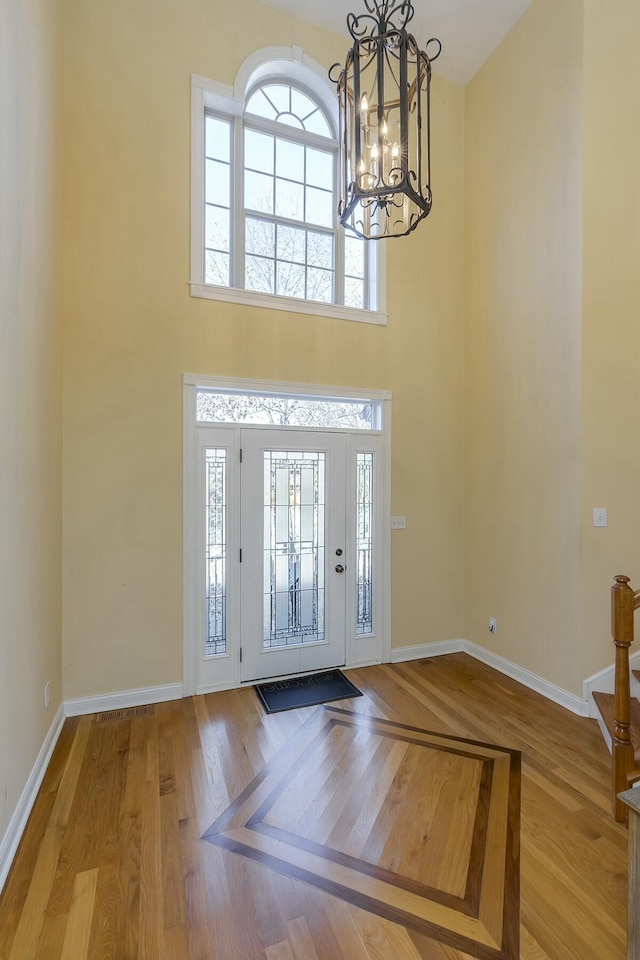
left=330, top=0, right=441, bottom=240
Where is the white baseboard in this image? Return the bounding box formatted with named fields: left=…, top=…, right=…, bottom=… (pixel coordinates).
left=0, top=703, right=65, bottom=895
left=390, top=639, right=466, bottom=663
left=463, top=641, right=590, bottom=717
left=583, top=650, right=640, bottom=718
left=64, top=683, right=183, bottom=717
left=391, top=638, right=590, bottom=717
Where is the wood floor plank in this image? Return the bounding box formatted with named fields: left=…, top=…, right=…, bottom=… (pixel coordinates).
left=138, top=717, right=165, bottom=960
left=285, top=916, right=321, bottom=960
left=116, top=717, right=144, bottom=960
left=158, top=735, right=177, bottom=799
left=31, top=910, right=67, bottom=960
left=518, top=925, right=555, bottom=960
left=266, top=942, right=296, bottom=960
left=46, top=719, right=127, bottom=921
left=344, top=739, right=408, bottom=860
left=347, top=909, right=426, bottom=960
left=477, top=755, right=511, bottom=942
left=192, top=694, right=233, bottom=833
left=59, top=868, right=98, bottom=960
left=179, top=815, right=218, bottom=960
left=266, top=723, right=355, bottom=836
left=168, top=700, right=197, bottom=824
left=163, top=923, right=190, bottom=960
left=293, top=896, right=349, bottom=960
left=244, top=850, right=287, bottom=950
left=309, top=729, right=383, bottom=845
left=160, top=791, right=186, bottom=930
left=322, top=733, right=397, bottom=854
left=323, top=898, right=373, bottom=960
left=85, top=839, right=121, bottom=960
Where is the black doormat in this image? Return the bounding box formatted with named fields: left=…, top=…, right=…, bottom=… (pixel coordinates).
left=255, top=669, right=362, bottom=714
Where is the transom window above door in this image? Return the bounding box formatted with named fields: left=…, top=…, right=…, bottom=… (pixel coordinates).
left=190, top=51, right=386, bottom=325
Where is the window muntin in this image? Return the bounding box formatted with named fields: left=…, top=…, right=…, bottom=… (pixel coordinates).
left=245, top=83, right=332, bottom=138
left=203, top=76, right=373, bottom=313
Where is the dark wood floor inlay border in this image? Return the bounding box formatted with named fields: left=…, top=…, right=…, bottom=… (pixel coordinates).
left=203, top=706, right=521, bottom=960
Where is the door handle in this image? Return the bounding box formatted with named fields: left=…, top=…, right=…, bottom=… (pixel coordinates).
left=335, top=564, right=345, bottom=574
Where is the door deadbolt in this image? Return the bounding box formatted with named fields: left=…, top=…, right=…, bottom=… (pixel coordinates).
left=335, top=564, right=345, bottom=574
left=335, top=548, right=343, bottom=556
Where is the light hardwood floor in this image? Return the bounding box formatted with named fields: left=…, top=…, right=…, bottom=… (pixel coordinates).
left=0, top=654, right=627, bottom=959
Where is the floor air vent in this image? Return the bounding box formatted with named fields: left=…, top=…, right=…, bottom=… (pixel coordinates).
left=94, top=704, right=155, bottom=723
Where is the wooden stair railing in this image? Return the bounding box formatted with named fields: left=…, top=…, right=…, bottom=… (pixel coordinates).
left=611, top=575, right=640, bottom=823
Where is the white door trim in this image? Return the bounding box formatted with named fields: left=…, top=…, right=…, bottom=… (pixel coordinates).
left=182, top=374, right=392, bottom=696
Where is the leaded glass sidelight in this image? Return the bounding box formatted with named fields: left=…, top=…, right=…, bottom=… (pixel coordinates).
left=356, top=453, right=373, bottom=635
left=206, top=449, right=227, bottom=656
left=264, top=451, right=326, bottom=648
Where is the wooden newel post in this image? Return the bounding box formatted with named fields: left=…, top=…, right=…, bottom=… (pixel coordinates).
left=613, top=575, right=636, bottom=823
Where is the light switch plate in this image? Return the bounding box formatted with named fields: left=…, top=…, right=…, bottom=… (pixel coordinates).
left=391, top=516, right=406, bottom=530
left=593, top=508, right=608, bottom=527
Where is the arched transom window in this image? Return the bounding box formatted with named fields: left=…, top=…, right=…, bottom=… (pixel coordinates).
left=245, top=83, right=332, bottom=137
left=196, top=57, right=380, bottom=320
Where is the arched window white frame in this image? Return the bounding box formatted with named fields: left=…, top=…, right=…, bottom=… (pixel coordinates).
left=190, top=48, right=387, bottom=325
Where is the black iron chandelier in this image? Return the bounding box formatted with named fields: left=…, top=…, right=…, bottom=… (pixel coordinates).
left=330, top=0, right=441, bottom=240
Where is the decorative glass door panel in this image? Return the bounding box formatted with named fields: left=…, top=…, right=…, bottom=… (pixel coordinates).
left=241, top=430, right=346, bottom=682
left=263, top=451, right=326, bottom=649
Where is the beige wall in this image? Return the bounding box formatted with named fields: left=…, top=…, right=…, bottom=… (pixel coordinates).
left=581, top=0, right=640, bottom=678
left=61, top=0, right=466, bottom=698
left=0, top=0, right=62, bottom=841
left=464, top=0, right=584, bottom=694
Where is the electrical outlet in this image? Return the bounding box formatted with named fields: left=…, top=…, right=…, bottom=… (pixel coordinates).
left=488, top=618, right=497, bottom=634
left=44, top=682, right=50, bottom=710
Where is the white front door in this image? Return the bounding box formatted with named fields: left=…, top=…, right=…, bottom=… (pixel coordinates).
left=239, top=429, right=347, bottom=682
left=186, top=382, right=389, bottom=696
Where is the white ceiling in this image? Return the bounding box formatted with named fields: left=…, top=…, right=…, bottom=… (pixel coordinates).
left=257, top=0, right=534, bottom=86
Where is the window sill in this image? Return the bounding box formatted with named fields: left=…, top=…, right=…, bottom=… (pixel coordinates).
left=189, top=282, right=388, bottom=326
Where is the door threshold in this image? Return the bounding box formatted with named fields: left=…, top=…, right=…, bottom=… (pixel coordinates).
left=240, top=664, right=347, bottom=687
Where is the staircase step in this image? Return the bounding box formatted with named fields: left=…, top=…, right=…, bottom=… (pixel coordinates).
left=593, top=692, right=640, bottom=761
